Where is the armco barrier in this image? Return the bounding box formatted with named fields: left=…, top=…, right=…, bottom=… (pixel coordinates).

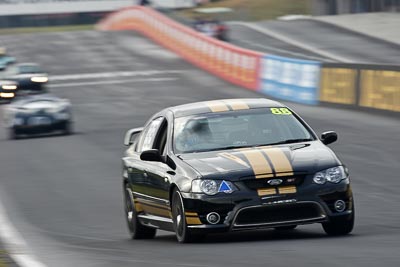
left=260, top=55, right=321, bottom=105
left=97, top=6, right=261, bottom=90
left=321, top=64, right=400, bottom=113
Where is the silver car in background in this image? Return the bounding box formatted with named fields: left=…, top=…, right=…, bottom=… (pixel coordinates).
left=3, top=94, right=73, bottom=139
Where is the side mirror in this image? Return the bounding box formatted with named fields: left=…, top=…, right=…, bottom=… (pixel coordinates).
left=124, top=127, right=143, bottom=146
left=140, top=149, right=162, bottom=162
left=321, top=131, right=338, bottom=145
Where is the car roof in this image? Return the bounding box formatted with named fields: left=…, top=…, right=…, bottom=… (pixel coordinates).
left=168, top=98, right=286, bottom=118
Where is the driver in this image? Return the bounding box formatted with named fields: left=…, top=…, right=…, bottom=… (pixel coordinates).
left=176, top=118, right=212, bottom=152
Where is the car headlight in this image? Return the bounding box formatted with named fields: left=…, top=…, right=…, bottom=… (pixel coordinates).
left=2, top=85, right=17, bottom=90
left=313, top=166, right=348, bottom=185
left=192, top=179, right=237, bottom=195
left=31, top=76, right=48, bottom=83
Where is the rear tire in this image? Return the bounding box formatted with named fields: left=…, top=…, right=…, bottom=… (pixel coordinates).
left=124, top=183, right=156, bottom=239
left=171, top=189, right=203, bottom=243
left=8, top=128, right=18, bottom=140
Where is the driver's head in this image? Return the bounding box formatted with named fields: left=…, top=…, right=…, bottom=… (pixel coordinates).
left=186, top=118, right=210, bottom=135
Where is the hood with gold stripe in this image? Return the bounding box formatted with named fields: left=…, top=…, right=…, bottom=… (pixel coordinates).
left=179, top=142, right=341, bottom=180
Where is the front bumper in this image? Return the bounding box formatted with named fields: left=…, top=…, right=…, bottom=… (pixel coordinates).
left=181, top=178, right=353, bottom=232
left=12, top=115, right=70, bottom=134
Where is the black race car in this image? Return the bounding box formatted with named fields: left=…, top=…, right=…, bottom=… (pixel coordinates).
left=3, top=93, right=73, bottom=139
left=1, top=63, right=48, bottom=91
left=122, top=98, right=354, bottom=243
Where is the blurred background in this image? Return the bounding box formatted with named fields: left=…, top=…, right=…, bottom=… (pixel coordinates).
left=0, top=1, right=399, bottom=267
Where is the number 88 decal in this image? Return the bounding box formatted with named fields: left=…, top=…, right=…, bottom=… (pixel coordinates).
left=270, top=108, right=292, bottom=115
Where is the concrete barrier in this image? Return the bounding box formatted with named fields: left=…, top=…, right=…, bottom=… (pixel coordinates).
left=97, top=6, right=261, bottom=90
left=98, top=7, right=399, bottom=113
left=260, top=55, right=321, bottom=105
left=321, top=63, right=400, bottom=113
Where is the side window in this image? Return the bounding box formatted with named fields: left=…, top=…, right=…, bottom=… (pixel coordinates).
left=154, top=120, right=168, bottom=156
left=136, top=117, right=163, bottom=153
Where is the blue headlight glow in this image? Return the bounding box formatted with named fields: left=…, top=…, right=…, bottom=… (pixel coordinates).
left=192, top=179, right=237, bottom=195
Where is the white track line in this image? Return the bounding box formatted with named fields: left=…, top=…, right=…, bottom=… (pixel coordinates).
left=0, top=200, right=47, bottom=267
left=50, top=70, right=184, bottom=82
left=238, top=39, right=328, bottom=61
left=229, top=21, right=353, bottom=63
left=49, top=77, right=178, bottom=88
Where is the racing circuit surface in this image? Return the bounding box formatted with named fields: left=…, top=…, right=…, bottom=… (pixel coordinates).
left=0, top=30, right=400, bottom=267
left=229, top=20, right=400, bottom=64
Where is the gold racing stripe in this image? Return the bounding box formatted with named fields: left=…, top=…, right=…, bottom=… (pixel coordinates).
left=186, top=216, right=202, bottom=225
left=219, top=152, right=249, bottom=168
left=257, top=188, right=277, bottom=196
left=224, top=100, right=250, bottom=110
left=261, top=148, right=294, bottom=176
left=278, top=186, right=297, bottom=194
left=134, top=202, right=143, bottom=212
left=205, top=101, right=230, bottom=112
left=132, top=197, right=144, bottom=212
left=185, top=212, right=198, bottom=216
left=139, top=203, right=172, bottom=218
left=241, top=149, right=273, bottom=178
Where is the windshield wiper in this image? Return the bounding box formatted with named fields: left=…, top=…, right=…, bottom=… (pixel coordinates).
left=268, top=138, right=314, bottom=145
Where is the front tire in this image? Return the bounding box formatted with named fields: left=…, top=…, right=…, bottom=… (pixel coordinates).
left=62, top=121, right=73, bottom=135
left=171, top=189, right=202, bottom=243
left=124, top=183, right=156, bottom=239
left=8, top=128, right=19, bottom=140
left=323, top=208, right=354, bottom=236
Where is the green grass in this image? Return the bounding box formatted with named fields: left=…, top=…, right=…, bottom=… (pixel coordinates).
left=177, top=0, right=311, bottom=21
left=0, top=24, right=94, bottom=35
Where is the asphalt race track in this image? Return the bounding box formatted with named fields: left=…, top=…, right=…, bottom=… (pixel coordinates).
left=0, top=31, right=400, bottom=267
left=228, top=24, right=332, bottom=62
left=229, top=20, right=400, bottom=64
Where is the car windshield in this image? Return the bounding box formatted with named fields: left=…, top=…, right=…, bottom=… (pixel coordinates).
left=173, top=108, right=315, bottom=154
left=18, top=65, right=43, bottom=74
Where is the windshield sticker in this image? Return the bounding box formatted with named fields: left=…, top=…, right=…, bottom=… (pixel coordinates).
left=270, top=108, right=292, bottom=115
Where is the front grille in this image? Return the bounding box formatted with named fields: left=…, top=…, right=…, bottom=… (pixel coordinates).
left=242, top=175, right=305, bottom=191
left=234, top=202, right=325, bottom=227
